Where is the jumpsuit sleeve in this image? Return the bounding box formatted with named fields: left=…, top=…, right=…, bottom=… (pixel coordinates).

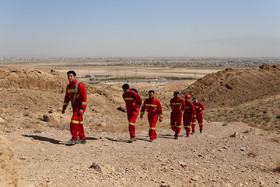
left=79, top=83, right=87, bottom=109
left=157, top=100, right=163, bottom=120
left=181, top=98, right=186, bottom=112
left=63, top=86, right=70, bottom=110
left=200, top=102, right=205, bottom=111
left=140, top=100, right=146, bottom=116
left=134, top=92, right=142, bottom=107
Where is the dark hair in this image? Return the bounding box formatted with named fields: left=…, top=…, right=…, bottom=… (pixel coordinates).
left=122, top=83, right=130, bottom=89
left=174, top=91, right=179, bottom=95
left=67, top=70, right=76, bottom=76
left=148, top=90, right=155, bottom=94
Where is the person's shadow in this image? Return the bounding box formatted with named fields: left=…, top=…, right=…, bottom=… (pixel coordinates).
left=22, top=135, right=99, bottom=145
left=22, top=135, right=61, bottom=144
left=105, top=136, right=152, bottom=143
left=104, top=137, right=129, bottom=143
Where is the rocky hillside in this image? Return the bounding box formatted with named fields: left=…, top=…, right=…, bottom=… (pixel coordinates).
left=184, top=64, right=280, bottom=107
left=0, top=66, right=97, bottom=94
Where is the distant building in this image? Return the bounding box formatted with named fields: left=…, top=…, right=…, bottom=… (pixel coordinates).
left=85, top=74, right=112, bottom=79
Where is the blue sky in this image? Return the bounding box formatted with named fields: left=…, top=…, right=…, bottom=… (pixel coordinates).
left=0, top=0, right=280, bottom=57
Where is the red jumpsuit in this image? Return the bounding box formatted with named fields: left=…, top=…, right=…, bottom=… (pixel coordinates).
left=63, top=79, right=87, bottom=141
left=170, top=97, right=185, bottom=137
left=123, top=90, right=142, bottom=138
left=183, top=101, right=196, bottom=136
left=194, top=102, right=204, bottom=131
left=140, top=98, right=163, bottom=141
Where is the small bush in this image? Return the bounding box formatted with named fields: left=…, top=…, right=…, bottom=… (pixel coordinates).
left=250, top=113, right=255, bottom=118
left=262, top=116, right=271, bottom=122
left=270, top=137, right=280, bottom=143
left=247, top=152, right=257, bottom=158
left=273, top=161, right=280, bottom=173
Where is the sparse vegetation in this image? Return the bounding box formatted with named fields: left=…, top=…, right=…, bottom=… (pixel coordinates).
left=164, top=77, right=197, bottom=80
left=273, top=161, right=280, bottom=173
left=270, top=137, right=280, bottom=143
left=247, top=152, right=257, bottom=158
left=262, top=116, right=271, bottom=122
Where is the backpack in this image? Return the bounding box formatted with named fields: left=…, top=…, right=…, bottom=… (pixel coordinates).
left=72, top=81, right=84, bottom=107
left=123, top=88, right=138, bottom=100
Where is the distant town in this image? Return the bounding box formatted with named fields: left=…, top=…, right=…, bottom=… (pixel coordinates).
left=1, top=56, right=280, bottom=68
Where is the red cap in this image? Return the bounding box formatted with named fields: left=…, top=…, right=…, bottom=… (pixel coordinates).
left=185, top=94, right=191, bottom=99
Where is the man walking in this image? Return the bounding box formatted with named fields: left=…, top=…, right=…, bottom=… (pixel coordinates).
left=170, top=91, right=185, bottom=139
left=122, top=84, right=142, bottom=143
left=183, top=94, right=196, bottom=137
left=193, top=97, right=205, bottom=133
left=140, top=90, right=163, bottom=142
left=62, top=70, right=87, bottom=144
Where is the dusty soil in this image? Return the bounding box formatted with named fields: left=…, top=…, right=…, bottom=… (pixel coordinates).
left=3, top=122, right=280, bottom=187
left=0, top=66, right=280, bottom=186
left=0, top=135, right=26, bottom=187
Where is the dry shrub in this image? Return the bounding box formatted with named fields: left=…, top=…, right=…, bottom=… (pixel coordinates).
left=247, top=151, right=257, bottom=158
left=243, top=129, right=250, bottom=133
left=270, top=137, right=280, bottom=143
left=248, top=122, right=258, bottom=128
left=261, top=125, right=273, bottom=131
left=273, top=161, right=280, bottom=173
left=23, top=111, right=30, bottom=117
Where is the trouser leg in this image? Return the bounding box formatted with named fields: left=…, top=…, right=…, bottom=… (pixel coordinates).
left=174, top=113, right=182, bottom=137
left=197, top=114, right=203, bottom=131
left=70, top=122, right=79, bottom=140
left=183, top=114, right=192, bottom=136
left=170, top=112, right=176, bottom=131
left=148, top=115, right=157, bottom=140
left=192, top=122, right=196, bottom=133
left=128, top=110, right=139, bottom=138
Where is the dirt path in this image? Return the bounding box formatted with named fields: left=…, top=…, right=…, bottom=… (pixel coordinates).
left=3, top=122, right=280, bottom=187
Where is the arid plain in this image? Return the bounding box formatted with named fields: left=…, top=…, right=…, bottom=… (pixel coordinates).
left=0, top=60, right=280, bottom=186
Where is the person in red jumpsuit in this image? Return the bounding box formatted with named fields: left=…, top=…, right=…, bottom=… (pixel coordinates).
left=183, top=94, right=196, bottom=137
left=140, top=90, right=163, bottom=142
left=122, top=84, right=142, bottom=143
left=170, top=91, right=185, bottom=140
left=62, top=70, right=87, bottom=144
left=192, top=97, right=205, bottom=133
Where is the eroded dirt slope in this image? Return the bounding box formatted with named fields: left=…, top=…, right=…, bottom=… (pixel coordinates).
left=184, top=64, right=280, bottom=107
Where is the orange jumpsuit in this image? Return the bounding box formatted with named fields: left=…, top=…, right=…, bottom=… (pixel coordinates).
left=63, top=79, right=87, bottom=140
left=183, top=101, right=196, bottom=136
left=141, top=98, right=163, bottom=141
left=170, top=97, right=185, bottom=136
left=123, top=90, right=142, bottom=138
left=194, top=101, right=204, bottom=131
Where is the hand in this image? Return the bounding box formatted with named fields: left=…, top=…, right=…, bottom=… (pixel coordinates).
left=62, top=109, right=65, bottom=114
left=159, top=118, right=162, bottom=122
left=79, top=109, right=84, bottom=115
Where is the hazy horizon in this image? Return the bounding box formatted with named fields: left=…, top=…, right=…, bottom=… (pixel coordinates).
left=1, top=0, right=280, bottom=57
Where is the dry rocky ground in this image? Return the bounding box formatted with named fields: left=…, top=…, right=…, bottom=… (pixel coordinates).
left=0, top=66, right=280, bottom=186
